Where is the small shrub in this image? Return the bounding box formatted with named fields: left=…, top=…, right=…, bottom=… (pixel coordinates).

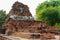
left=55, top=23, right=60, bottom=30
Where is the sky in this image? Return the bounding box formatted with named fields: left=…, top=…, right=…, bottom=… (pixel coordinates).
left=0, top=0, right=46, bottom=16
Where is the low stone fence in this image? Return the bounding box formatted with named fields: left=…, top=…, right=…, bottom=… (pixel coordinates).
left=0, top=36, right=11, bottom=40
left=0, top=34, right=60, bottom=40
left=20, top=36, right=60, bottom=40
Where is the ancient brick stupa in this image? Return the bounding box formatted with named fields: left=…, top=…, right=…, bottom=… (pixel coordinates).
left=3, top=1, right=60, bottom=39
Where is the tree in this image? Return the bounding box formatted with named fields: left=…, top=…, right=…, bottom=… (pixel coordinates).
left=0, top=10, right=7, bottom=26
left=36, top=0, right=60, bottom=26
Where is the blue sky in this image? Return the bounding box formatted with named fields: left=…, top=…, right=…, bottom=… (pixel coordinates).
left=0, top=0, right=46, bottom=16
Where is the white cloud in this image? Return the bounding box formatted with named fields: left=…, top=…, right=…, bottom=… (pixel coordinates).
left=0, top=0, right=46, bottom=16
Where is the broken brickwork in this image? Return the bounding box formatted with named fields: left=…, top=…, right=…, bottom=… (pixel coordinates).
left=3, top=1, right=60, bottom=39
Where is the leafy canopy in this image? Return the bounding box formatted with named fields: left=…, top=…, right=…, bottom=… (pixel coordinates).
left=36, top=0, right=60, bottom=26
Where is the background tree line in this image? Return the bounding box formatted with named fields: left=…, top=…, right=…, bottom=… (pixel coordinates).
left=36, top=0, right=60, bottom=29
left=0, top=10, right=7, bottom=27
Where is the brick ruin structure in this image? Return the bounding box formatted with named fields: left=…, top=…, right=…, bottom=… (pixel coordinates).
left=3, top=1, right=60, bottom=39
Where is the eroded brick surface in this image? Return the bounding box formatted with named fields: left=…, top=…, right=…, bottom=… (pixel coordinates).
left=2, top=1, right=60, bottom=39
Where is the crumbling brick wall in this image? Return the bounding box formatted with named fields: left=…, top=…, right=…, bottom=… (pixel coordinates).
left=8, top=1, right=32, bottom=16
left=3, top=1, right=60, bottom=39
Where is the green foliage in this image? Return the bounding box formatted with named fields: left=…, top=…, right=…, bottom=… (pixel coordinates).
left=50, top=0, right=60, bottom=1
left=36, top=0, right=60, bottom=12
left=55, top=23, right=60, bottom=29
left=0, top=10, right=7, bottom=26
left=36, top=0, right=60, bottom=26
